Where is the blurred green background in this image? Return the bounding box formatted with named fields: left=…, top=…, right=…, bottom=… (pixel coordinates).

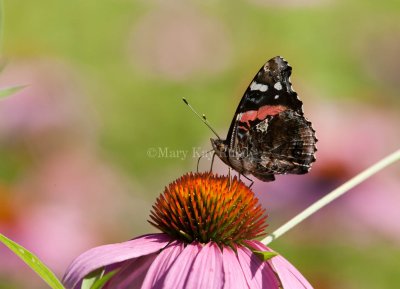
left=0, top=0, right=399, bottom=288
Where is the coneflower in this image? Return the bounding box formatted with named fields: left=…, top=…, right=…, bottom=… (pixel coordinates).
left=63, top=173, right=312, bottom=289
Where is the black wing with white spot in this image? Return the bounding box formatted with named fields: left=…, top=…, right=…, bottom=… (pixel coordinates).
left=226, top=56, right=303, bottom=147
left=211, top=56, right=317, bottom=183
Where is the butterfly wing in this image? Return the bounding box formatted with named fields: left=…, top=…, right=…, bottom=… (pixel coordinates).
left=226, top=56, right=303, bottom=148
left=248, top=110, right=317, bottom=181
left=220, top=56, right=317, bottom=181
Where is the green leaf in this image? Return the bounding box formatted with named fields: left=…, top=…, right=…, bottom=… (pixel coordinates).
left=0, top=233, right=65, bottom=289
left=81, top=268, right=104, bottom=289
left=0, top=84, right=27, bottom=98
left=81, top=267, right=118, bottom=289
left=253, top=250, right=279, bottom=261
left=90, top=270, right=118, bottom=289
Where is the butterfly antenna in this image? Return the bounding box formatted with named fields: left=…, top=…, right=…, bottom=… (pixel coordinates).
left=182, top=97, right=221, bottom=140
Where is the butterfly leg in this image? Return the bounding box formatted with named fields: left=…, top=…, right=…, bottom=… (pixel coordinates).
left=196, top=155, right=203, bottom=173
left=241, top=174, right=254, bottom=188
left=248, top=179, right=254, bottom=189
left=209, top=152, right=216, bottom=173
left=197, top=149, right=214, bottom=172
left=228, top=167, right=231, bottom=190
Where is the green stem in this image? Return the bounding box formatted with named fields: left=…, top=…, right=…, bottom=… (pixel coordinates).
left=262, top=149, right=400, bottom=245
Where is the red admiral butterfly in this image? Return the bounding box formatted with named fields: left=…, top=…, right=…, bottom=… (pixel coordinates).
left=210, top=56, right=317, bottom=182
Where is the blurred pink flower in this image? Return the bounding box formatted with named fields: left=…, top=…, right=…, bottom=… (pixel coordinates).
left=128, top=3, right=232, bottom=80
left=0, top=58, right=94, bottom=149
left=63, top=173, right=313, bottom=289
left=0, top=144, right=146, bottom=275
left=0, top=58, right=148, bottom=279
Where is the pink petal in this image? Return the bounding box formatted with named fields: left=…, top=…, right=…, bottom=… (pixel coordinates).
left=140, top=241, right=185, bottom=289
left=222, top=246, right=250, bottom=289
left=237, top=245, right=280, bottom=289
left=185, top=242, right=224, bottom=289
left=63, top=233, right=171, bottom=289
left=246, top=240, right=313, bottom=289
left=162, top=242, right=202, bottom=288
left=271, top=255, right=313, bottom=289
left=103, top=253, right=158, bottom=289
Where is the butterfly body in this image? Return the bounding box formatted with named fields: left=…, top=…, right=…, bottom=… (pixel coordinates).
left=211, top=56, right=317, bottom=182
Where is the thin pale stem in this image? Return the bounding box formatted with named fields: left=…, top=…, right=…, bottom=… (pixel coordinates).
left=262, top=149, right=400, bottom=245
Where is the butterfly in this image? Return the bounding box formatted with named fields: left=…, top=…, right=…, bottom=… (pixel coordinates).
left=210, top=56, right=317, bottom=182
